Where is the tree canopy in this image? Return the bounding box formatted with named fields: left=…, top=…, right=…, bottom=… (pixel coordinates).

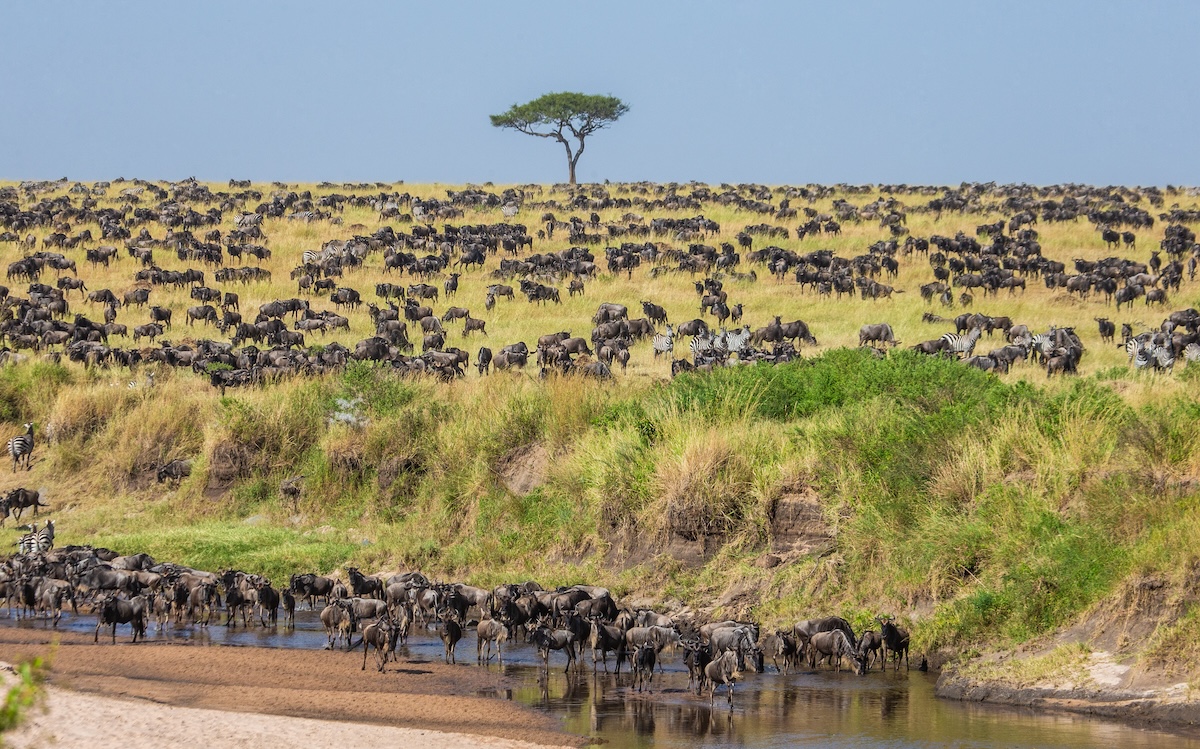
left=490, top=92, right=629, bottom=185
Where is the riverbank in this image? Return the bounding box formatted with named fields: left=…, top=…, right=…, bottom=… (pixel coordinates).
left=0, top=629, right=581, bottom=748
left=936, top=647, right=1200, bottom=729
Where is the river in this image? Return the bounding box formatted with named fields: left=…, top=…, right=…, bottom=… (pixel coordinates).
left=9, top=609, right=1199, bottom=748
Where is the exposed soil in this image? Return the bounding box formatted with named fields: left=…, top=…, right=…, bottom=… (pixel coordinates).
left=497, top=443, right=549, bottom=495
left=0, top=628, right=582, bottom=748
left=936, top=666, right=1200, bottom=727
left=768, top=487, right=834, bottom=557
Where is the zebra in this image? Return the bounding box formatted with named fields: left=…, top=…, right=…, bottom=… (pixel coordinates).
left=940, top=328, right=981, bottom=358
left=18, top=519, right=53, bottom=554
left=7, top=422, right=33, bottom=473
left=1185, top=343, right=1200, bottom=364
left=1154, top=346, right=1176, bottom=371
left=652, top=324, right=675, bottom=358
left=1125, top=338, right=1144, bottom=362
left=690, top=334, right=715, bottom=360
left=723, top=325, right=753, bottom=356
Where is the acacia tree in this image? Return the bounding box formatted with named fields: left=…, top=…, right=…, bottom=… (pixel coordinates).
left=490, top=92, right=629, bottom=185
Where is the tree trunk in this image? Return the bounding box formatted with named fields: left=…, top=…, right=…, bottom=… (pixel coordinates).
left=559, top=136, right=577, bottom=185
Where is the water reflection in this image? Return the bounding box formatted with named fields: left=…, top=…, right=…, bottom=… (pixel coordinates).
left=6, top=611, right=1199, bottom=748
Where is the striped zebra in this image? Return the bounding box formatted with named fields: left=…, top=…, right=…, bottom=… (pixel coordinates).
left=652, top=325, right=675, bottom=358
left=17, top=519, right=54, bottom=554
left=7, top=422, right=33, bottom=473
left=690, top=334, right=715, bottom=360
left=301, top=250, right=321, bottom=266
left=715, top=325, right=752, bottom=356
left=1154, top=346, right=1176, bottom=371
left=940, top=328, right=981, bottom=358
left=1125, top=338, right=1143, bottom=362
left=1185, top=343, right=1200, bottom=364
left=725, top=325, right=752, bottom=355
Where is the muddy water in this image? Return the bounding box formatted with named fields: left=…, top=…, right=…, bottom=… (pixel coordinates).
left=10, top=610, right=1200, bottom=748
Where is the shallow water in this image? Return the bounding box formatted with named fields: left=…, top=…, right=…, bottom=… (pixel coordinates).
left=10, top=610, right=1200, bottom=748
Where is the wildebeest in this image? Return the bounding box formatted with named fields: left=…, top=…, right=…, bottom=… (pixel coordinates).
left=859, top=322, right=898, bottom=347
left=531, top=625, right=577, bottom=672
left=705, top=650, right=742, bottom=707
left=476, top=617, right=508, bottom=665
left=321, top=600, right=356, bottom=649
left=290, top=573, right=335, bottom=609
left=360, top=616, right=395, bottom=672
left=440, top=615, right=463, bottom=664
left=155, top=459, right=192, bottom=485
left=876, top=615, right=911, bottom=671
left=95, top=595, right=148, bottom=643
left=809, top=629, right=865, bottom=673
left=633, top=643, right=657, bottom=692
left=0, top=487, right=48, bottom=524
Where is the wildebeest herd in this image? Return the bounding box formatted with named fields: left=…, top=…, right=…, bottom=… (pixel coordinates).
left=0, top=178, right=1198, bottom=390
left=0, top=538, right=913, bottom=708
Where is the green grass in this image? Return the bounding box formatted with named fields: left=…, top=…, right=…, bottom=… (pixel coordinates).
left=2, top=179, right=1200, bottom=671
left=89, top=524, right=358, bottom=584
left=7, top=347, right=1189, bottom=664
left=0, top=654, right=46, bottom=736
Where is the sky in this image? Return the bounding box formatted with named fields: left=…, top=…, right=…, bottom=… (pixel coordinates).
left=1, top=1, right=1196, bottom=186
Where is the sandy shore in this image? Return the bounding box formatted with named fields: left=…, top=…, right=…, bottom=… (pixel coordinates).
left=6, top=684, right=575, bottom=749
left=0, top=628, right=581, bottom=748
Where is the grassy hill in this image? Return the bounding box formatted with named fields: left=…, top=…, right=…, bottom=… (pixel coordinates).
left=1, top=179, right=1200, bottom=681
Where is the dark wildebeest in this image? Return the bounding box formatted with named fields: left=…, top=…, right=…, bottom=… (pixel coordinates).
left=877, top=615, right=911, bottom=671
left=641, top=301, right=668, bottom=324
left=440, top=615, right=463, bottom=664
left=155, top=459, right=191, bottom=485
left=95, top=595, right=148, bottom=644
left=291, top=573, right=335, bottom=609
left=859, top=322, right=898, bottom=347
left=149, top=306, right=172, bottom=328
left=1095, top=317, right=1115, bottom=344
left=476, top=346, right=492, bottom=375
left=1, top=487, right=47, bottom=524
left=531, top=625, right=577, bottom=673
left=633, top=643, right=657, bottom=692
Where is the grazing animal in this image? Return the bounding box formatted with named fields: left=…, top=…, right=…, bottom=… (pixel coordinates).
left=1, top=487, right=47, bottom=524
left=877, top=615, right=911, bottom=671
left=705, top=650, right=742, bottom=708
left=95, top=594, right=148, bottom=644
left=361, top=617, right=395, bottom=672
left=440, top=616, right=463, bottom=664
left=633, top=643, right=657, bottom=692
left=17, top=519, right=54, bottom=554
left=155, top=459, right=192, bottom=485
left=476, top=618, right=509, bottom=665
left=7, top=423, right=34, bottom=472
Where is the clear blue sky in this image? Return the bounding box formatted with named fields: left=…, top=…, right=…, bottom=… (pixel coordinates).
left=1, top=1, right=1195, bottom=185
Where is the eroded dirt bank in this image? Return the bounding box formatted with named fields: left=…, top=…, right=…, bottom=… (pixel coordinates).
left=0, top=628, right=582, bottom=748
left=936, top=649, right=1200, bottom=729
